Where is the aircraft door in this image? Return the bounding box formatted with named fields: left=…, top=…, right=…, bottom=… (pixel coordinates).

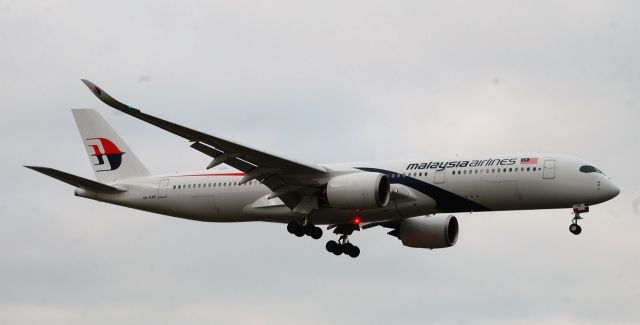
left=158, top=179, right=170, bottom=198
left=435, top=170, right=445, bottom=184
left=543, top=160, right=556, bottom=179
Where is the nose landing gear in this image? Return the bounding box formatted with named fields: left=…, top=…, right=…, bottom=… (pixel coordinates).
left=570, top=204, right=589, bottom=235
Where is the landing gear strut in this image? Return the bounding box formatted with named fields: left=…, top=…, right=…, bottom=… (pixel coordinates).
left=287, top=220, right=322, bottom=239
left=325, top=224, right=360, bottom=258
left=570, top=204, right=589, bottom=235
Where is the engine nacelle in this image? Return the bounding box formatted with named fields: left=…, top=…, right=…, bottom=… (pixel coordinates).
left=326, top=172, right=391, bottom=209
left=398, top=215, right=459, bottom=249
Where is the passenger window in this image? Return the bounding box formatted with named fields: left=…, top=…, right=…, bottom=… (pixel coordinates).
left=463, top=170, right=467, bottom=174
left=452, top=171, right=455, bottom=175
left=223, top=182, right=227, bottom=186
left=509, top=168, right=512, bottom=172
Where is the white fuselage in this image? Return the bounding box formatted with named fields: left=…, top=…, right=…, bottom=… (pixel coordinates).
left=75, top=154, right=619, bottom=225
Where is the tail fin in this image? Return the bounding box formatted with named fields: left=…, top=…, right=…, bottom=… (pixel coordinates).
left=72, top=109, right=150, bottom=182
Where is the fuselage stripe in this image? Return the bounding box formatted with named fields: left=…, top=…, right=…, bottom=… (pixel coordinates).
left=356, top=167, right=491, bottom=213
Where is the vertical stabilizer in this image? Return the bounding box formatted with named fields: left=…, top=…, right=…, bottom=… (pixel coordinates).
left=72, top=109, right=150, bottom=182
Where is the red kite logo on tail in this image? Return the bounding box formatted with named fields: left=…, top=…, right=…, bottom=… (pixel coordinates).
left=87, top=138, right=125, bottom=171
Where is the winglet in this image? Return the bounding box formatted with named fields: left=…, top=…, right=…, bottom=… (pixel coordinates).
left=80, top=79, right=141, bottom=113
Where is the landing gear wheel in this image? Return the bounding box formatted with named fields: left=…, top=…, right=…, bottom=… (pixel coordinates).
left=332, top=244, right=343, bottom=256
left=343, top=243, right=354, bottom=255
left=348, top=246, right=360, bottom=258
left=294, top=227, right=305, bottom=237
left=287, top=221, right=299, bottom=234
left=341, top=243, right=360, bottom=258
left=310, top=226, right=323, bottom=240
left=304, top=225, right=314, bottom=236
left=569, top=224, right=582, bottom=235
left=326, top=240, right=338, bottom=253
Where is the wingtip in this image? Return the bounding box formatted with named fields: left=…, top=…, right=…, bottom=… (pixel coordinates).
left=79, top=78, right=140, bottom=112
left=80, top=78, right=93, bottom=87
left=80, top=79, right=104, bottom=98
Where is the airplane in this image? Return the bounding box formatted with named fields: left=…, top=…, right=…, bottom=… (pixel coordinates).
left=25, top=80, right=620, bottom=258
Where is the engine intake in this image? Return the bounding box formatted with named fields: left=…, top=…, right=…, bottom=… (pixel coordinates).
left=398, top=215, right=459, bottom=249
left=326, top=172, right=390, bottom=209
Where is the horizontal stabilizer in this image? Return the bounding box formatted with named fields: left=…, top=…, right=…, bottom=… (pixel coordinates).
left=25, top=166, right=125, bottom=193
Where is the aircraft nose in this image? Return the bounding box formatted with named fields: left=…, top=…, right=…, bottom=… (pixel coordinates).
left=602, top=179, right=620, bottom=200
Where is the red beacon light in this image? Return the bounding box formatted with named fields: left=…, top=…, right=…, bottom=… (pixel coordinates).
left=353, top=217, right=362, bottom=225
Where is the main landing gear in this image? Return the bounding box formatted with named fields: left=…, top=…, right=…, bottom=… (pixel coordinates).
left=325, top=224, right=360, bottom=258
left=287, top=220, right=323, bottom=240
left=570, top=204, right=589, bottom=235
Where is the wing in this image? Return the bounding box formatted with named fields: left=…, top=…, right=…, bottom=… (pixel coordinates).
left=80, top=79, right=327, bottom=209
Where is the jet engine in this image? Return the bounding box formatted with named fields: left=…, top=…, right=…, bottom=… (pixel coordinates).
left=326, top=172, right=391, bottom=209
left=397, top=215, right=459, bottom=249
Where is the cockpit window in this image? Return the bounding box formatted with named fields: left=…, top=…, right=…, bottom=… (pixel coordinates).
left=579, top=165, right=604, bottom=175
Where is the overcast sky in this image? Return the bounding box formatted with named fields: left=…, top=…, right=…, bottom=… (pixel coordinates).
left=1, top=1, right=639, bottom=324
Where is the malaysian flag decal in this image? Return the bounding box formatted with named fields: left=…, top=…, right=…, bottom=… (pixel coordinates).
left=520, top=158, right=539, bottom=164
